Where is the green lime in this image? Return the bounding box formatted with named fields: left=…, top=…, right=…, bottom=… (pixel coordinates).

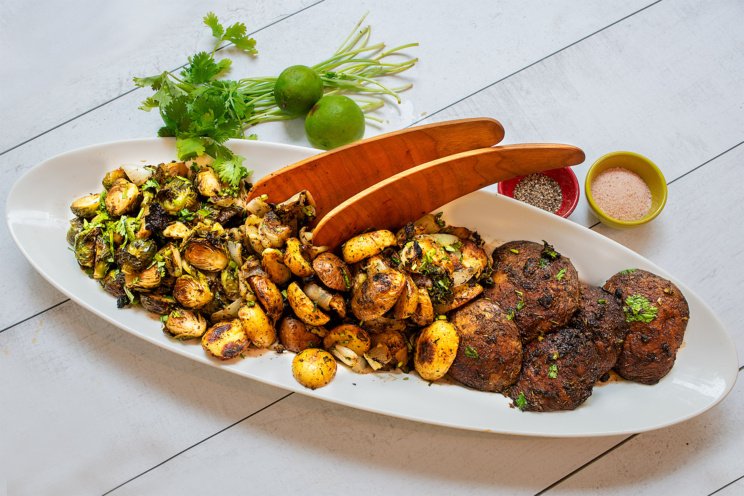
left=274, top=65, right=324, bottom=117
left=304, top=95, right=365, bottom=150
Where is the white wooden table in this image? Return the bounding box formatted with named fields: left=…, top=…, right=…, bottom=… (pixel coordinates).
left=2, top=1, right=743, bottom=494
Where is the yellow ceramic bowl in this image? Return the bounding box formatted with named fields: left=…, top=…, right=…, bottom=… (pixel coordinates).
left=585, top=151, right=667, bottom=229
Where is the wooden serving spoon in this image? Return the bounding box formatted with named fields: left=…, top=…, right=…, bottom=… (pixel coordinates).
left=312, top=143, right=585, bottom=248
left=247, top=117, right=505, bottom=221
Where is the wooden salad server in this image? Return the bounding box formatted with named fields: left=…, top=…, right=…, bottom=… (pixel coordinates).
left=312, top=143, right=585, bottom=248
left=247, top=118, right=505, bottom=220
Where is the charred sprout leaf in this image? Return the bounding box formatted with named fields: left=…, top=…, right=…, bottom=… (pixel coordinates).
left=623, top=294, right=658, bottom=323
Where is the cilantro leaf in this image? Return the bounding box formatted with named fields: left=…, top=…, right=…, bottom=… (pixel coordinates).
left=515, top=392, right=528, bottom=411
left=555, top=268, right=566, bottom=281
left=623, top=294, right=658, bottom=323
left=464, top=346, right=479, bottom=359
left=181, top=52, right=232, bottom=84
left=548, top=364, right=558, bottom=379
left=176, top=137, right=206, bottom=160
left=203, top=12, right=224, bottom=39
left=212, top=151, right=249, bottom=187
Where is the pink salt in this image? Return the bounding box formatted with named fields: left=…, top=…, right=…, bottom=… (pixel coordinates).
left=591, top=167, right=652, bottom=221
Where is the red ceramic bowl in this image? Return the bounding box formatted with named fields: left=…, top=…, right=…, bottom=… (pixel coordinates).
left=497, top=167, right=580, bottom=218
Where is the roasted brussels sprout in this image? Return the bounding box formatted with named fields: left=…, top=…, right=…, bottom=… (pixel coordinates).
left=102, top=168, right=127, bottom=189
left=116, top=238, right=157, bottom=273
left=173, top=273, right=213, bottom=309
left=105, top=178, right=141, bottom=217
left=92, top=233, right=113, bottom=280
left=101, top=269, right=126, bottom=298
left=67, top=218, right=85, bottom=246
left=124, top=264, right=162, bottom=291
left=159, top=177, right=198, bottom=215
left=196, top=168, right=222, bottom=197
left=184, top=239, right=229, bottom=272
left=74, top=228, right=100, bottom=268
left=164, top=309, right=208, bottom=340
left=140, top=293, right=176, bottom=315
left=70, top=193, right=101, bottom=219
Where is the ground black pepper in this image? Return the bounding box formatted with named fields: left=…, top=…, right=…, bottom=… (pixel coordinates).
left=513, top=174, right=563, bottom=213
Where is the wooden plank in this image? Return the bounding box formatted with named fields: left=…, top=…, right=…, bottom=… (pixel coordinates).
left=0, top=0, right=320, bottom=152
left=0, top=302, right=289, bottom=494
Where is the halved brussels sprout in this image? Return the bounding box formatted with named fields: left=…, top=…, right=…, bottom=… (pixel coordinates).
left=116, top=238, right=157, bottom=273
left=164, top=308, right=207, bottom=340
left=93, top=234, right=112, bottom=280
left=70, top=193, right=101, bottom=219
left=124, top=264, right=162, bottom=291
left=67, top=218, right=85, bottom=246
left=155, top=161, right=190, bottom=183
left=173, top=274, right=213, bottom=309
left=184, top=239, right=229, bottom=272
left=105, top=178, right=141, bottom=217
left=196, top=168, right=222, bottom=197
left=102, top=168, right=127, bottom=189
left=220, top=267, right=240, bottom=300
left=140, top=293, right=176, bottom=315
left=74, top=228, right=100, bottom=268
left=159, top=177, right=198, bottom=215
left=101, top=269, right=126, bottom=298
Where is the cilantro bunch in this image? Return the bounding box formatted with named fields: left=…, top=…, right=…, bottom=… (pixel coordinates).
left=134, top=13, right=418, bottom=189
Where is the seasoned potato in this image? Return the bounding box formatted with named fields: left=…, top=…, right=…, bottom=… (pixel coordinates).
left=292, top=348, right=337, bottom=389
left=312, top=252, right=352, bottom=291
left=261, top=248, right=292, bottom=285
left=283, top=237, right=315, bottom=277
left=238, top=303, right=276, bottom=349
left=279, top=316, right=322, bottom=353
left=323, top=324, right=371, bottom=356
left=433, top=283, right=483, bottom=314
left=414, top=320, right=460, bottom=381
left=341, top=230, right=397, bottom=263
left=351, top=269, right=406, bottom=321
left=201, top=319, right=249, bottom=360
left=287, top=282, right=331, bottom=326
left=410, top=287, right=435, bottom=326
left=367, top=330, right=408, bottom=370
left=248, top=275, right=284, bottom=322
left=393, top=274, right=419, bottom=319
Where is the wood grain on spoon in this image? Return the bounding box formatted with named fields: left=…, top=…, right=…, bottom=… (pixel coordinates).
left=247, top=118, right=505, bottom=221
left=312, top=144, right=585, bottom=248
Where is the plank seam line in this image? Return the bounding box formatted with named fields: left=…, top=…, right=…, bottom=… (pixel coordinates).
left=0, top=0, right=326, bottom=158
left=101, top=391, right=294, bottom=495
left=407, top=0, right=664, bottom=128
left=534, top=434, right=638, bottom=495
left=0, top=298, right=69, bottom=334
left=709, top=473, right=744, bottom=495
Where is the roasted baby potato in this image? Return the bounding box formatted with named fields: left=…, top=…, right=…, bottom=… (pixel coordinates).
left=287, top=282, right=331, bottom=326
left=312, top=252, right=352, bottom=291
left=261, top=248, right=293, bottom=285
left=367, top=330, right=408, bottom=370
left=292, top=348, right=337, bottom=389
left=201, top=319, right=249, bottom=360
left=283, top=237, right=314, bottom=277
left=351, top=268, right=406, bottom=321
left=238, top=303, right=276, bottom=349
left=433, top=283, right=483, bottom=314
left=279, top=316, right=323, bottom=353
left=414, top=320, right=460, bottom=381
left=341, top=229, right=397, bottom=263
left=393, top=274, right=419, bottom=320
left=248, top=275, right=284, bottom=323
left=323, top=324, right=371, bottom=356
left=410, top=287, right=435, bottom=326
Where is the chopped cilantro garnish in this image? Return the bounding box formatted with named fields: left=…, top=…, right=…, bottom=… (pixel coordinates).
left=515, top=392, right=528, bottom=411
left=597, top=298, right=607, bottom=305
left=509, top=248, right=519, bottom=254
left=555, top=268, right=566, bottom=281
left=623, top=294, right=658, bottom=323
left=620, top=268, right=637, bottom=275
left=464, top=346, right=479, bottom=359
left=548, top=363, right=558, bottom=379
